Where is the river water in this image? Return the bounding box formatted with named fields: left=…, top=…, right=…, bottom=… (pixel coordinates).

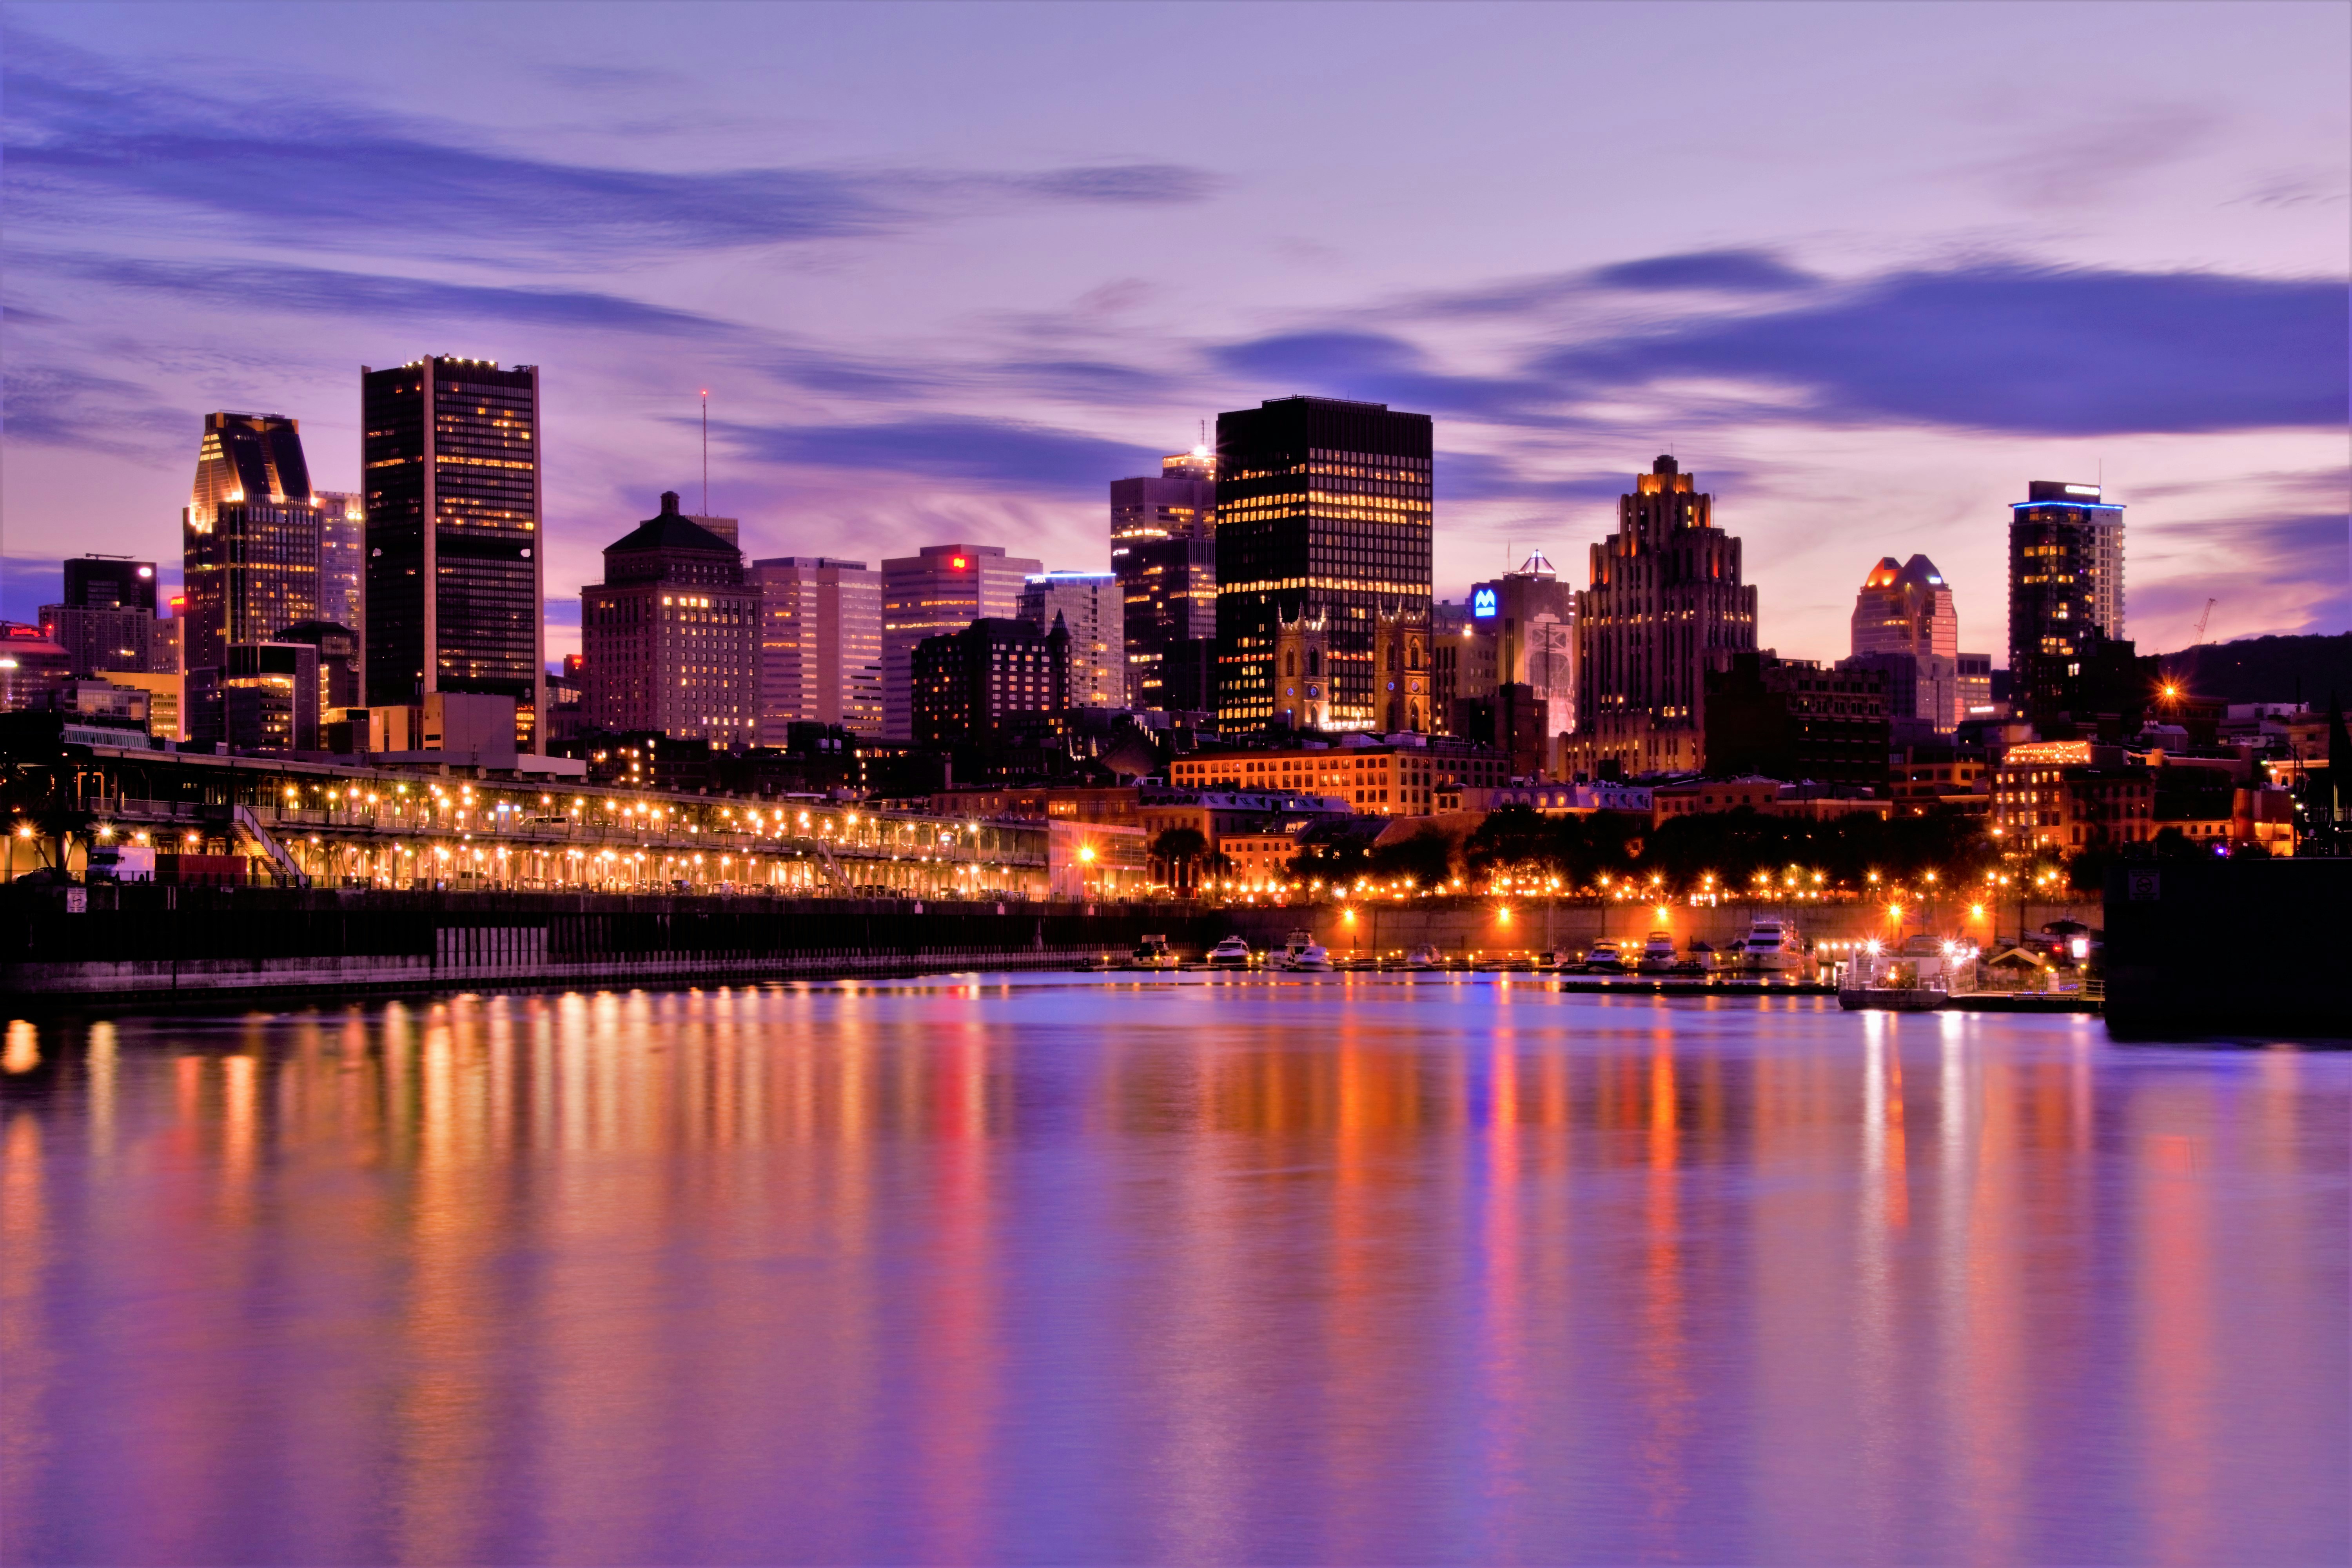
left=2, top=977, right=2344, bottom=1566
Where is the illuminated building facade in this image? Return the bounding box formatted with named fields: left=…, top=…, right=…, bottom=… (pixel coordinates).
left=2008, top=480, right=2126, bottom=729
left=1993, top=739, right=2152, bottom=853
left=183, top=412, right=322, bottom=677
left=1167, top=739, right=1506, bottom=816
left=361, top=357, right=545, bottom=748
left=1569, top=456, right=1758, bottom=777
left=316, top=490, right=366, bottom=642
left=1111, top=448, right=1216, bottom=709
left=1019, top=572, right=1124, bottom=709
left=1212, top=397, right=1433, bottom=733
left=752, top=556, right=883, bottom=742
left=1845, top=553, right=1961, bottom=734
left=880, top=543, right=1040, bottom=739
left=581, top=492, right=759, bottom=744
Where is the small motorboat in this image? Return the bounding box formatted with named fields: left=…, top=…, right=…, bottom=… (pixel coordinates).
left=1582, top=940, right=1626, bottom=975
left=1127, top=934, right=1176, bottom=969
left=1637, top=930, right=1678, bottom=973
left=1275, top=929, right=1314, bottom=968
left=1403, top=944, right=1441, bottom=970
left=1205, top=936, right=1253, bottom=969
left=1289, top=941, right=1335, bottom=973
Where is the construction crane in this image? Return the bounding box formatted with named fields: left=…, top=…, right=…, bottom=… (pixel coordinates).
left=2192, top=598, right=2218, bottom=644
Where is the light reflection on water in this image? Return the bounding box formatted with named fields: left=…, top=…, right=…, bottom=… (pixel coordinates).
left=2, top=978, right=2344, bottom=1566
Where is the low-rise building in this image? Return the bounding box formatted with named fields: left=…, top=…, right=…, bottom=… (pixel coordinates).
left=929, top=784, right=1141, bottom=825
left=1168, top=738, right=1506, bottom=816
left=1651, top=777, right=1780, bottom=822
left=1439, top=780, right=1653, bottom=815
left=1993, top=740, right=2153, bottom=853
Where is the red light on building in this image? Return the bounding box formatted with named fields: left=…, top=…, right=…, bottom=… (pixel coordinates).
left=951, top=557, right=967, bottom=570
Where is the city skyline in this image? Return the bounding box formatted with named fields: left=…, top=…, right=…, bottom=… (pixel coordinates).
left=2, top=3, right=2345, bottom=668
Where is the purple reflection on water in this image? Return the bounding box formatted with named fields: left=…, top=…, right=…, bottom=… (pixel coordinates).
left=2, top=979, right=2345, bottom=1565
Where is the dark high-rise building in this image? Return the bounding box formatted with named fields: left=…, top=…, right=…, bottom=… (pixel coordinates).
left=1568, top=456, right=1759, bottom=777
left=183, top=412, right=322, bottom=677
left=1704, top=652, right=1890, bottom=789
left=581, top=492, right=759, bottom=745
left=63, top=555, right=158, bottom=614
left=221, top=641, right=322, bottom=753
left=2008, top=480, right=2127, bottom=731
left=361, top=357, right=544, bottom=748
left=41, top=555, right=171, bottom=677
left=1111, top=448, right=1216, bottom=709
left=1212, top=397, right=1433, bottom=733
left=911, top=615, right=1070, bottom=748
left=1847, top=554, right=1960, bottom=735
left=1018, top=572, right=1123, bottom=710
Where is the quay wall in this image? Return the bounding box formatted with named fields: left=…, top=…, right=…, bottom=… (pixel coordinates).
left=5, top=884, right=2102, bottom=1002
left=1219, top=897, right=2103, bottom=958
left=2103, top=859, right=2350, bottom=1041
left=2, top=887, right=1223, bottom=1001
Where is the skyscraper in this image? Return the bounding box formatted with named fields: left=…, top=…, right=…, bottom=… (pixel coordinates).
left=315, top=489, right=365, bottom=637
left=1568, top=455, right=1758, bottom=777
left=361, top=357, right=544, bottom=748
left=1018, top=572, right=1124, bottom=708
left=751, top=555, right=883, bottom=742
left=1111, top=448, right=1216, bottom=708
left=581, top=492, right=759, bottom=744
left=183, top=412, right=322, bottom=676
left=1212, top=396, right=1433, bottom=733
left=880, top=543, right=1040, bottom=739
left=1845, top=553, right=1959, bottom=733
left=2008, top=480, right=2127, bottom=729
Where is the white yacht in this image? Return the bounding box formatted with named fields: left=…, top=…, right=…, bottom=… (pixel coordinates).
left=1637, top=931, right=1679, bottom=973
left=1403, top=944, right=1441, bottom=970
left=1740, top=919, right=1803, bottom=972
left=1206, top=936, right=1253, bottom=969
left=1582, top=940, right=1627, bottom=974
left=1289, top=941, right=1335, bottom=973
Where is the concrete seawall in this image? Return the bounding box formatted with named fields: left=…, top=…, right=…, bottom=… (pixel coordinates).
left=3, top=884, right=2108, bottom=1004
left=1220, top=897, right=2103, bottom=958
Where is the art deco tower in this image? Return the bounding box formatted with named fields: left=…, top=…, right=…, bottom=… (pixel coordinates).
left=361, top=357, right=544, bottom=747
left=1568, top=455, right=1758, bottom=776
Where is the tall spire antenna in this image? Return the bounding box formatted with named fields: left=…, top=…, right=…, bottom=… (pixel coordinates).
left=701, top=390, right=710, bottom=514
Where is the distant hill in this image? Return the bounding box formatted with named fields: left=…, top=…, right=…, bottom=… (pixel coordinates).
left=2154, top=633, right=2352, bottom=707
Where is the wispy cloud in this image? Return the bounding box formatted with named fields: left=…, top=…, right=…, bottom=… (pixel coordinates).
left=718, top=415, right=1162, bottom=495
left=2, top=33, right=1216, bottom=265
left=1536, top=262, right=2348, bottom=435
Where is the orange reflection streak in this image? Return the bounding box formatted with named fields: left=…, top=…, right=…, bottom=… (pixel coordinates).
left=1953, top=1054, right=2026, bottom=1564
left=1477, top=1026, right=1530, bottom=1549
left=0, top=1110, right=47, bottom=1545
left=2138, top=1098, right=2218, bottom=1565
left=1634, top=1038, right=1693, bottom=1553
left=390, top=1005, right=494, bottom=1566
left=918, top=1014, right=996, bottom=1564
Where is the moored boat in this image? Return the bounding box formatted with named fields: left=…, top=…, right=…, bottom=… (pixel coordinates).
left=1205, top=936, right=1253, bottom=969
left=1740, top=919, right=1802, bottom=972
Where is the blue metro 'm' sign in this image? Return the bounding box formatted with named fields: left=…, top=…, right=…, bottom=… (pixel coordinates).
left=1470, top=586, right=1498, bottom=618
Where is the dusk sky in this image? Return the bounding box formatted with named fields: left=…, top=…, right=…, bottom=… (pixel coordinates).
left=4, top=0, right=2345, bottom=665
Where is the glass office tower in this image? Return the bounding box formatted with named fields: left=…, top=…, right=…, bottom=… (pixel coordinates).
left=1212, top=396, right=1433, bottom=733
left=361, top=357, right=544, bottom=748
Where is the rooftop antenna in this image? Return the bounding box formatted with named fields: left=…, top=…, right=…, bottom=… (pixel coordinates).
left=701, top=390, right=710, bottom=514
